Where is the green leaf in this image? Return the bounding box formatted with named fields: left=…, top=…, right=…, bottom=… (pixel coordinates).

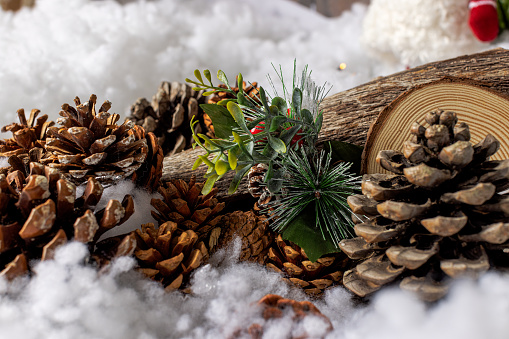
left=271, top=97, right=287, bottom=113
left=227, top=101, right=250, bottom=134
left=228, top=164, right=251, bottom=194
left=194, top=69, right=203, bottom=84
left=202, top=173, right=219, bottom=195
left=217, top=70, right=230, bottom=89
left=301, top=109, right=313, bottom=124
left=200, top=104, right=239, bottom=139
left=281, top=205, right=340, bottom=262
left=259, top=87, right=270, bottom=113
left=233, top=131, right=254, bottom=160
left=192, top=157, right=203, bottom=170
left=215, top=160, right=229, bottom=176
left=315, top=111, right=323, bottom=133
left=203, top=91, right=215, bottom=96
left=192, top=87, right=202, bottom=91
left=251, top=150, right=271, bottom=163
left=324, top=140, right=364, bottom=175
left=268, top=135, right=286, bottom=154
left=237, top=73, right=243, bottom=95
left=267, top=178, right=283, bottom=194
left=280, top=126, right=300, bottom=145
left=264, top=161, right=273, bottom=182
left=237, top=92, right=254, bottom=108
left=292, top=88, right=302, bottom=118
left=203, top=69, right=212, bottom=84
left=198, top=155, right=214, bottom=168
left=228, top=147, right=239, bottom=170
left=269, top=116, right=286, bottom=132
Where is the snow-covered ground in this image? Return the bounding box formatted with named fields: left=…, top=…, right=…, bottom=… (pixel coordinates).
left=1, top=0, right=509, bottom=338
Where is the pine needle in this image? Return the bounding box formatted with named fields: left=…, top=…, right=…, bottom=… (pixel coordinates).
left=266, top=148, right=360, bottom=245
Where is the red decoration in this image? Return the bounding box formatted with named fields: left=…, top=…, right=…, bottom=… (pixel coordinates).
left=468, top=0, right=499, bottom=42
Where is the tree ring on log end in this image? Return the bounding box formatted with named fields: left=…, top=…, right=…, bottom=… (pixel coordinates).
left=362, top=77, right=509, bottom=174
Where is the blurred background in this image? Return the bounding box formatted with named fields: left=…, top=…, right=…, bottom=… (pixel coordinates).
left=1, top=0, right=503, bottom=131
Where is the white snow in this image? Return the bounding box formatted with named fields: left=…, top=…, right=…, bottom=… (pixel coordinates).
left=1, top=0, right=509, bottom=338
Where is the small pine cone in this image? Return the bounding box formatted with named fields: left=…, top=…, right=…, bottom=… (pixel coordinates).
left=0, top=108, right=53, bottom=158
left=0, top=163, right=134, bottom=279
left=340, top=110, right=509, bottom=301
left=209, top=210, right=275, bottom=265
left=234, top=294, right=333, bottom=339
left=151, top=176, right=225, bottom=249
left=42, top=95, right=153, bottom=188
left=247, top=164, right=274, bottom=213
left=132, top=221, right=209, bottom=291
left=267, top=235, right=349, bottom=296
left=128, top=81, right=208, bottom=156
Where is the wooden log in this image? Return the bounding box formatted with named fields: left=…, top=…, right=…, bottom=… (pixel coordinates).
left=162, top=48, right=509, bottom=201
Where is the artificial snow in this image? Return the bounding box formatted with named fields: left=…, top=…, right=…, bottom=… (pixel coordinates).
left=2, top=0, right=509, bottom=338
left=362, top=0, right=486, bottom=66
left=1, top=241, right=509, bottom=339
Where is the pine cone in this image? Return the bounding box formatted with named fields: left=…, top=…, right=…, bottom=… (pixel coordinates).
left=233, top=294, right=333, bottom=339
left=340, top=110, right=509, bottom=301
left=247, top=163, right=273, bottom=213
left=129, top=125, right=164, bottom=192
left=132, top=176, right=225, bottom=289
left=132, top=221, right=208, bottom=291
left=42, top=95, right=158, bottom=189
left=0, top=163, right=134, bottom=279
left=151, top=176, right=225, bottom=242
left=128, top=81, right=208, bottom=156
left=208, top=210, right=275, bottom=265
left=267, top=235, right=349, bottom=296
left=0, top=108, right=53, bottom=158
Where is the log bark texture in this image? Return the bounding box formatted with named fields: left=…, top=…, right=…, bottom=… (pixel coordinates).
left=162, top=48, right=509, bottom=201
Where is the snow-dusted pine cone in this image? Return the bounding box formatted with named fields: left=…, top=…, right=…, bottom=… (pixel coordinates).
left=234, top=294, right=333, bottom=339
left=0, top=108, right=53, bottom=159
left=340, top=110, right=509, bottom=301
left=0, top=163, right=134, bottom=279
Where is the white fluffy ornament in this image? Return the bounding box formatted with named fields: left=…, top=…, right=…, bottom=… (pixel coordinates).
left=362, top=0, right=485, bottom=66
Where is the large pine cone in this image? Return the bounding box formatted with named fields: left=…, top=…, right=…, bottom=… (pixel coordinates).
left=267, top=235, right=349, bottom=296
left=42, top=95, right=161, bottom=190
left=128, top=81, right=208, bottom=156
left=0, top=108, right=53, bottom=158
left=0, top=163, right=134, bottom=280
left=340, top=110, right=509, bottom=301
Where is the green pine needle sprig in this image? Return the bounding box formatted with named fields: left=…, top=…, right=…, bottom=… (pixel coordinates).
left=267, top=148, right=361, bottom=245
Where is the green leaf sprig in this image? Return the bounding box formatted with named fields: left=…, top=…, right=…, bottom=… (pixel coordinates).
left=187, top=63, right=330, bottom=195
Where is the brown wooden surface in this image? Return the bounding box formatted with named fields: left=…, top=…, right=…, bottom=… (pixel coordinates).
left=162, top=48, right=509, bottom=201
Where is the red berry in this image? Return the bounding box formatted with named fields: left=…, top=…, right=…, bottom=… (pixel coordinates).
left=250, top=121, right=266, bottom=143
left=288, top=128, right=304, bottom=146
left=250, top=121, right=265, bottom=135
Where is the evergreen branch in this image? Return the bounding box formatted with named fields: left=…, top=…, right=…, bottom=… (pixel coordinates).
left=266, top=148, right=360, bottom=245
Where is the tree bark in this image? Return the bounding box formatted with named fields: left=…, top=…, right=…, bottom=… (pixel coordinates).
left=162, top=48, right=509, bottom=201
